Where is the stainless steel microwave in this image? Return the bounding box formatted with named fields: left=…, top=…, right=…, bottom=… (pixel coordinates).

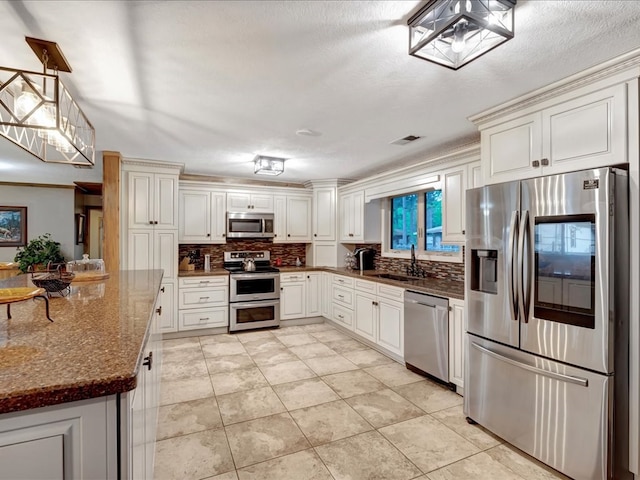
left=226, top=212, right=275, bottom=239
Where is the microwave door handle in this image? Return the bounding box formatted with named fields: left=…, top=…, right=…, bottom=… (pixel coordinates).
left=517, top=210, right=529, bottom=323
left=508, top=211, right=519, bottom=321
left=261, top=218, right=266, bottom=234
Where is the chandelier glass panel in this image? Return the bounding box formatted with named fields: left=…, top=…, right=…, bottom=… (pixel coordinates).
left=408, top=0, right=516, bottom=70
left=0, top=41, right=95, bottom=166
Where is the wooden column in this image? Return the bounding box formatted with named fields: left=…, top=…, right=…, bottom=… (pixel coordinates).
left=102, top=151, right=121, bottom=273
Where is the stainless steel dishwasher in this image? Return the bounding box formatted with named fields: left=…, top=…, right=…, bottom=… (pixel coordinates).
left=404, top=290, right=451, bottom=386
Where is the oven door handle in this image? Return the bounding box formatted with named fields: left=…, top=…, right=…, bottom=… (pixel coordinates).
left=231, top=273, right=279, bottom=281
left=231, top=299, right=280, bottom=309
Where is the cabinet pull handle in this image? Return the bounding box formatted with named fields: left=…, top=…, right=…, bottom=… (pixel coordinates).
left=161, top=286, right=165, bottom=293
left=200, top=317, right=210, bottom=321
left=199, top=296, right=210, bottom=300
left=541, top=158, right=549, bottom=166
left=156, top=306, right=162, bottom=315
left=532, top=160, right=540, bottom=168
left=337, top=314, right=344, bottom=319
left=199, top=280, right=210, bottom=284
left=338, top=294, right=344, bottom=299
left=143, top=351, right=153, bottom=371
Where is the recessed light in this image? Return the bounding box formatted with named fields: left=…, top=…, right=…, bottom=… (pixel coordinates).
left=296, top=129, right=322, bottom=137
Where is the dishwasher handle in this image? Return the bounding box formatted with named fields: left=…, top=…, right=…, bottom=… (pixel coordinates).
left=404, top=298, right=437, bottom=308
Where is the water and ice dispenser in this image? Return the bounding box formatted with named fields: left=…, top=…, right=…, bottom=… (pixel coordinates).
left=470, top=249, right=498, bottom=294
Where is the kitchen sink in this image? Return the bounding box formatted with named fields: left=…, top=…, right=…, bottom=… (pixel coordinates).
left=373, top=273, right=416, bottom=282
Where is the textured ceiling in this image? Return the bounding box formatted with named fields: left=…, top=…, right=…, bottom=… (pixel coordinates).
left=1, top=0, right=640, bottom=185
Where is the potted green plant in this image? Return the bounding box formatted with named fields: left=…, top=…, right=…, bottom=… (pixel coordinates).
left=14, top=233, right=65, bottom=273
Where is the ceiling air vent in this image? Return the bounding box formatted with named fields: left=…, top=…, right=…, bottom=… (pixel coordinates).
left=390, top=135, right=422, bottom=146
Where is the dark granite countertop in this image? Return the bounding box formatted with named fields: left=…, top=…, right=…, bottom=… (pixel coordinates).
left=0, top=270, right=163, bottom=414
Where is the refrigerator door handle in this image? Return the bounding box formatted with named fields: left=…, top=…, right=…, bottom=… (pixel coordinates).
left=470, top=342, right=589, bottom=387
left=517, top=210, right=530, bottom=323
left=508, top=211, right=519, bottom=321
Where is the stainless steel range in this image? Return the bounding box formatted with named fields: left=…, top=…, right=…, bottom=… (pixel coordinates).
left=224, top=250, right=280, bottom=332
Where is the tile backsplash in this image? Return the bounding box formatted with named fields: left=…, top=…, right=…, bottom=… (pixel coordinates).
left=354, top=244, right=465, bottom=282
left=179, top=240, right=306, bottom=269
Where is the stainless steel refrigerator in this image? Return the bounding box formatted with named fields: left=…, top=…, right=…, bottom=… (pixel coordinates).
left=464, top=167, right=630, bottom=480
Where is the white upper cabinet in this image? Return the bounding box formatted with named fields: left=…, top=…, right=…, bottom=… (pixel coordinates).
left=179, top=189, right=226, bottom=244
left=273, top=194, right=312, bottom=243
left=227, top=192, right=274, bottom=212
left=480, top=82, right=629, bottom=185
left=441, top=165, right=467, bottom=243
left=127, top=172, right=178, bottom=229
left=339, top=190, right=381, bottom=243
left=312, top=186, right=336, bottom=241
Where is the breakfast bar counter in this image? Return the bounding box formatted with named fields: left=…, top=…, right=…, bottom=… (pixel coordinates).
left=0, top=269, right=163, bottom=414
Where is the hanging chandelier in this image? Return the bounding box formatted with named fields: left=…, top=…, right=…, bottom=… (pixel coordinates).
left=0, top=37, right=95, bottom=166
left=408, top=0, right=516, bottom=70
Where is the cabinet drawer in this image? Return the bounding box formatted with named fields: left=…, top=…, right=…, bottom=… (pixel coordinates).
left=332, top=285, right=354, bottom=308
left=332, top=304, right=353, bottom=329
left=332, top=275, right=354, bottom=288
left=179, top=276, right=228, bottom=288
left=354, top=278, right=376, bottom=293
left=179, top=307, right=228, bottom=330
left=281, top=272, right=306, bottom=283
left=179, top=286, right=228, bottom=309
left=377, top=283, right=404, bottom=301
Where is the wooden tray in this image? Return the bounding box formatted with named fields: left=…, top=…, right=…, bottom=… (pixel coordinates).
left=71, top=272, right=110, bottom=282
left=0, top=287, right=46, bottom=304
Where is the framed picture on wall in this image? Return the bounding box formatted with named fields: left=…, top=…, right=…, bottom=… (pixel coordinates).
left=76, top=214, right=86, bottom=245
left=0, top=206, right=27, bottom=247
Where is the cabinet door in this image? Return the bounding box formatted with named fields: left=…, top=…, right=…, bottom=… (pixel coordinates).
left=306, top=273, right=322, bottom=317
left=250, top=193, right=274, bottom=212
left=350, top=191, right=365, bottom=241
left=155, top=174, right=178, bottom=228
left=481, top=112, right=543, bottom=185
left=542, top=83, right=627, bottom=174
left=313, top=187, right=336, bottom=241
left=287, top=196, right=312, bottom=242
left=469, top=161, right=483, bottom=188
left=377, top=298, right=403, bottom=356
left=281, top=282, right=306, bottom=320
left=321, top=272, right=332, bottom=318
left=227, top=192, right=251, bottom=211
left=0, top=435, right=64, bottom=479
left=210, top=192, right=227, bottom=243
left=158, top=282, right=177, bottom=333
left=154, top=230, right=178, bottom=281
left=448, top=298, right=465, bottom=390
left=442, top=166, right=466, bottom=243
left=354, top=291, right=377, bottom=342
left=179, top=307, right=229, bottom=330
left=179, top=190, right=211, bottom=243
left=273, top=195, right=287, bottom=243
left=128, top=172, right=154, bottom=229
left=339, top=193, right=353, bottom=241
left=127, top=230, right=154, bottom=271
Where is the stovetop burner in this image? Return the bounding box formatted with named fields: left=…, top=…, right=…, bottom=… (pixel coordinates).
left=223, top=250, right=279, bottom=274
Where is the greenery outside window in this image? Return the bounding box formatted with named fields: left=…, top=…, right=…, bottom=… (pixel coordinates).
left=389, top=189, right=461, bottom=260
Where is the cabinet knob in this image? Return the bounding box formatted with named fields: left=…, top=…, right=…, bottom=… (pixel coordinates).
left=287, top=234, right=291, bottom=237
left=314, top=233, right=317, bottom=237
left=149, top=220, right=154, bottom=225
left=532, top=160, right=540, bottom=168
left=274, top=234, right=277, bottom=237
left=161, top=286, right=165, bottom=293
left=143, top=351, right=153, bottom=371
left=207, top=233, right=211, bottom=237
left=462, top=229, right=465, bottom=235
left=281, top=287, right=283, bottom=291
left=156, top=306, right=162, bottom=315
left=541, top=158, right=549, bottom=166
left=222, top=233, right=225, bottom=237
left=307, top=275, right=310, bottom=279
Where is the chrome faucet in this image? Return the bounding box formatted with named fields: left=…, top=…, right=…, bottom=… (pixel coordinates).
left=406, top=244, right=426, bottom=278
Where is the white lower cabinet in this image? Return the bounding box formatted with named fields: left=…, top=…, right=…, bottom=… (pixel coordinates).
left=321, top=272, right=332, bottom=318
left=178, top=276, right=229, bottom=331
left=449, top=298, right=465, bottom=390
left=158, top=282, right=177, bottom=333
left=376, top=296, right=404, bottom=357
left=354, top=290, right=377, bottom=342
left=280, top=279, right=306, bottom=320
left=305, top=272, right=322, bottom=317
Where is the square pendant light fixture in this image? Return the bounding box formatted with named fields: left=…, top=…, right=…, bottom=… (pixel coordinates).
left=0, top=37, right=95, bottom=166
left=408, top=0, right=516, bottom=70
left=254, top=155, right=285, bottom=176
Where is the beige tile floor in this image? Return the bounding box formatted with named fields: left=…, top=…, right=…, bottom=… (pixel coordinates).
left=154, top=323, right=569, bottom=480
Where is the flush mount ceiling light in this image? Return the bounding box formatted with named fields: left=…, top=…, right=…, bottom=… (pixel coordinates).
left=408, top=0, right=516, bottom=70
left=254, top=155, right=285, bottom=176
left=0, top=37, right=95, bottom=166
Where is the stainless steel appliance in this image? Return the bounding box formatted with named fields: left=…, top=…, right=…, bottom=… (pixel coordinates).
left=465, top=167, right=630, bottom=480
left=224, top=250, right=280, bottom=331
left=404, top=291, right=451, bottom=386
left=353, top=247, right=375, bottom=271
left=226, top=212, right=275, bottom=239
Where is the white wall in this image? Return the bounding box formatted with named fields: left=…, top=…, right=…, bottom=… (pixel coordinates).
left=0, top=185, right=75, bottom=262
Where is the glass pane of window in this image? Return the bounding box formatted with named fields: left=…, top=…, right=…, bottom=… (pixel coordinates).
left=391, top=194, right=417, bottom=250
left=534, top=214, right=595, bottom=329
left=425, top=190, right=460, bottom=253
